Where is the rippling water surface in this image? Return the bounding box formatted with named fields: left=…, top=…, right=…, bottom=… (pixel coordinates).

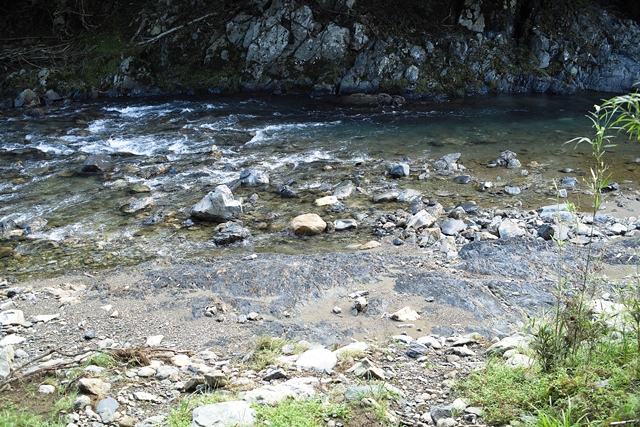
left=1, top=92, right=638, bottom=279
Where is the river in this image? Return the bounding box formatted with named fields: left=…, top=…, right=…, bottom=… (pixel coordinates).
left=1, top=92, right=638, bottom=279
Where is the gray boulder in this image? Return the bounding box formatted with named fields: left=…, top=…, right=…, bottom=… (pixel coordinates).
left=440, top=218, right=466, bottom=235
left=190, top=185, right=242, bottom=222
left=14, top=89, right=40, bottom=108
left=81, top=154, right=114, bottom=174
left=332, top=181, right=356, bottom=200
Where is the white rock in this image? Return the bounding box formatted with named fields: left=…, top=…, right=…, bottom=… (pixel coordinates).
left=146, top=335, right=164, bottom=346
left=486, top=334, right=531, bottom=357
left=0, top=310, right=25, bottom=326
left=0, top=346, right=14, bottom=377
left=31, top=314, right=60, bottom=323
left=392, top=335, right=414, bottom=344
left=417, top=336, right=442, bottom=349
left=295, top=348, right=337, bottom=371
left=506, top=353, right=535, bottom=369
left=0, top=334, right=26, bottom=347
left=315, top=196, right=339, bottom=206
left=137, top=366, right=156, bottom=377
left=172, top=354, right=191, bottom=367
left=333, top=341, right=368, bottom=358
left=192, top=401, right=256, bottom=427
left=134, top=391, right=159, bottom=402
left=38, top=384, right=56, bottom=394
left=390, top=306, right=421, bottom=322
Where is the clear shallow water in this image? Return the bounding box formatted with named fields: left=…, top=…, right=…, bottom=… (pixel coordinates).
left=1, top=92, right=639, bottom=279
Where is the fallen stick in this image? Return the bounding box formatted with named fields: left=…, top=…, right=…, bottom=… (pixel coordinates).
left=138, top=12, right=214, bottom=45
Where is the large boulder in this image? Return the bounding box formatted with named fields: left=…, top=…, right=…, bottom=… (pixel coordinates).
left=14, top=89, right=40, bottom=108
left=290, top=214, right=326, bottom=236
left=190, top=185, right=242, bottom=222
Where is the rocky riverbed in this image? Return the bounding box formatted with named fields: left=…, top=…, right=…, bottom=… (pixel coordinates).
left=2, top=205, right=640, bottom=426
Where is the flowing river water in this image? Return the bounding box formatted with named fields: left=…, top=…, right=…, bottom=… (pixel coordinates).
left=1, top=92, right=639, bottom=280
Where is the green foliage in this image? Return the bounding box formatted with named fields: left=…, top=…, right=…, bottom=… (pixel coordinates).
left=83, top=351, right=117, bottom=368
left=254, top=397, right=351, bottom=427
left=0, top=405, right=62, bottom=427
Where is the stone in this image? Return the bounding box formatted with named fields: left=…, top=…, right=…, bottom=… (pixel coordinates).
left=498, top=219, right=526, bottom=238
left=539, top=203, right=574, bottom=223
left=486, top=334, right=531, bottom=357
left=344, top=384, right=404, bottom=402
left=295, top=348, right=337, bottom=372
left=276, top=185, right=298, bottom=198
left=333, top=341, right=368, bottom=358
left=607, top=223, right=628, bottom=235
left=315, top=196, right=339, bottom=206
left=372, top=191, right=399, bottom=203
left=406, top=210, right=437, bottom=230
left=14, top=88, right=40, bottom=108
left=352, top=296, right=368, bottom=314
left=392, top=335, right=413, bottom=344
left=137, top=366, right=156, bottom=377
left=0, top=334, right=25, bottom=346
left=74, top=395, right=91, bottom=410
left=239, top=168, right=269, bottom=187
left=453, top=175, right=471, bottom=184
left=244, top=377, right=317, bottom=405
left=134, top=391, right=159, bottom=402
left=561, top=177, right=579, bottom=189
left=504, top=186, right=521, bottom=195
left=334, top=219, right=357, bottom=231
left=433, top=153, right=461, bottom=170
left=397, top=189, right=423, bottom=203
left=172, top=354, right=191, bottom=367
left=506, top=353, right=535, bottom=368
left=0, top=310, right=25, bottom=326
left=290, top=213, right=326, bottom=236
left=204, top=372, right=228, bottom=389
left=390, top=306, right=420, bottom=322
left=81, top=154, right=114, bottom=174
left=213, top=223, right=251, bottom=245
left=346, top=358, right=386, bottom=380
left=0, top=247, right=14, bottom=258
left=430, top=406, right=453, bottom=423
left=406, top=341, right=429, bottom=358
left=263, top=368, right=288, bottom=381
left=191, top=401, right=256, bottom=427
left=156, top=365, right=180, bottom=381
left=390, top=163, right=410, bottom=177
left=97, top=397, right=119, bottom=423
left=0, top=346, right=13, bottom=377
left=146, top=335, right=164, bottom=346
left=121, top=196, right=155, bottom=214
left=78, top=378, right=111, bottom=396
left=190, top=185, right=242, bottom=222
left=332, top=181, right=356, bottom=200
left=31, top=314, right=59, bottom=323
left=440, top=218, right=466, bottom=236
left=437, top=418, right=457, bottom=427
left=417, top=335, right=442, bottom=350
left=359, top=241, right=381, bottom=250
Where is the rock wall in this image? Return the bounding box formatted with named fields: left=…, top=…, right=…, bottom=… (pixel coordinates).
left=2, top=0, right=640, bottom=98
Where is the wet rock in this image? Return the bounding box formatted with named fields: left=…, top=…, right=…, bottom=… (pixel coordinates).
left=334, top=219, right=357, bottom=231
left=390, top=163, right=410, bottom=178
left=192, top=401, right=256, bottom=427
left=433, top=153, right=461, bottom=170
left=276, top=185, right=298, bottom=198
left=290, top=213, right=326, bottom=236
left=359, top=241, right=381, bottom=250
left=539, top=203, right=575, bottom=223
left=440, top=218, right=466, bottom=235
left=493, top=150, right=520, bottom=168
left=121, top=196, right=155, bottom=214
left=373, top=191, right=400, bottom=203
left=315, top=196, right=339, bottom=206
left=397, top=189, right=422, bottom=203
left=332, top=181, right=356, bottom=200
left=239, top=168, right=269, bottom=187
left=213, top=223, right=251, bottom=245
left=81, top=154, right=114, bottom=174
left=190, top=185, right=242, bottom=222
left=453, top=175, right=471, bottom=184
left=0, top=248, right=14, bottom=259
left=44, top=89, right=62, bottom=103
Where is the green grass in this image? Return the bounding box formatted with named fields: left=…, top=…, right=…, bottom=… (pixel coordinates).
left=244, top=336, right=307, bottom=371
left=0, top=405, right=63, bottom=427
left=457, top=336, right=640, bottom=426
left=254, top=397, right=351, bottom=427
left=83, top=351, right=117, bottom=368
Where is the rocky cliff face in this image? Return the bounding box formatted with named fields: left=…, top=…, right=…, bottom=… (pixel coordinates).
left=2, top=0, right=640, bottom=98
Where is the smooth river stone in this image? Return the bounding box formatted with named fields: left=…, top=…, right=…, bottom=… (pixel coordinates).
left=290, top=214, right=326, bottom=236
